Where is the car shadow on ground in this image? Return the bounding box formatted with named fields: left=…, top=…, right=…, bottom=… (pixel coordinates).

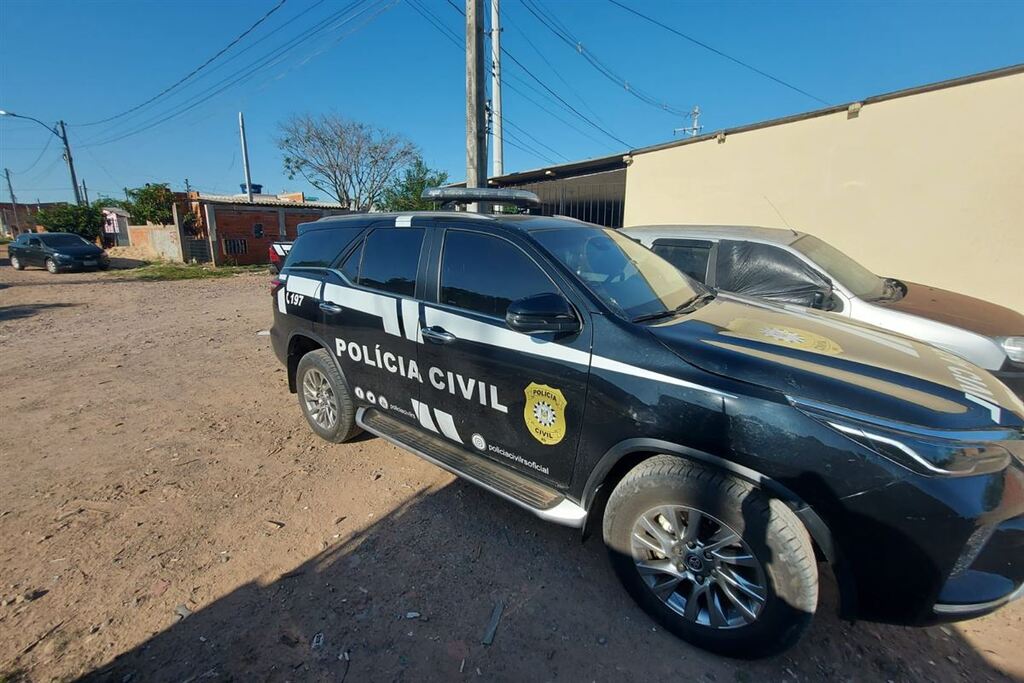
left=107, top=257, right=150, bottom=270
left=0, top=302, right=79, bottom=322
left=73, top=480, right=1015, bottom=682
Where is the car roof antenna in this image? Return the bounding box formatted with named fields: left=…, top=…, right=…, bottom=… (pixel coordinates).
left=763, top=195, right=797, bottom=235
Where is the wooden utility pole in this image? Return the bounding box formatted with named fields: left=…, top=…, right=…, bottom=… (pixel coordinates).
left=466, top=0, right=488, bottom=212
left=490, top=0, right=503, bottom=178
left=57, top=121, right=83, bottom=205
left=239, top=112, right=254, bottom=203
left=4, top=168, right=21, bottom=234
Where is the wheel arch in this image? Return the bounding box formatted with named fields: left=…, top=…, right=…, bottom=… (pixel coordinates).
left=286, top=330, right=342, bottom=393
left=581, top=438, right=857, bottom=617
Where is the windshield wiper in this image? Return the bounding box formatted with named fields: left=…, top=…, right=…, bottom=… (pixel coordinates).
left=631, top=291, right=716, bottom=323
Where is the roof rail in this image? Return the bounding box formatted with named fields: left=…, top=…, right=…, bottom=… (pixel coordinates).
left=421, top=187, right=540, bottom=209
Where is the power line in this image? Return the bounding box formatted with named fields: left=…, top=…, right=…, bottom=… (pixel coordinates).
left=74, top=0, right=290, bottom=127
left=607, top=0, right=830, bottom=106
left=81, top=0, right=382, bottom=148
left=79, top=0, right=333, bottom=144
left=13, top=135, right=54, bottom=175
left=521, top=0, right=690, bottom=117
left=405, top=0, right=577, bottom=163
left=500, top=5, right=609, bottom=128
left=443, top=0, right=630, bottom=148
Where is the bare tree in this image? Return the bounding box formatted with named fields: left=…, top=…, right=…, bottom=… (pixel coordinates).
left=277, top=113, right=419, bottom=210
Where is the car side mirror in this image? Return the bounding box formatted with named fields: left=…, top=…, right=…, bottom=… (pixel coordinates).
left=506, top=293, right=580, bottom=335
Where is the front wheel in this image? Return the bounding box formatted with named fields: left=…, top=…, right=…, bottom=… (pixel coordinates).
left=296, top=349, right=360, bottom=443
left=45, top=257, right=58, bottom=274
left=603, top=456, right=818, bottom=658
left=10, top=254, right=24, bottom=270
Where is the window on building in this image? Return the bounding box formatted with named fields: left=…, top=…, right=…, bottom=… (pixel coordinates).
left=355, top=228, right=424, bottom=297
left=286, top=226, right=364, bottom=269
left=440, top=230, right=557, bottom=318
left=651, top=239, right=713, bottom=283
left=253, top=223, right=265, bottom=239
left=223, top=238, right=248, bottom=256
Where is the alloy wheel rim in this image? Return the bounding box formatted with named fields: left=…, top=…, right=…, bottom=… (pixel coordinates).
left=302, top=369, right=338, bottom=429
left=630, top=504, right=768, bottom=629
left=11, top=256, right=19, bottom=268
left=46, top=259, right=56, bottom=272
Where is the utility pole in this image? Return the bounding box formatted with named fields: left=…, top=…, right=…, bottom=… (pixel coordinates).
left=673, top=105, right=703, bottom=138
left=239, top=112, right=254, bottom=203
left=466, top=0, right=488, bottom=212
left=184, top=178, right=192, bottom=195
left=4, top=168, right=21, bottom=234
left=57, top=121, right=83, bottom=205
left=124, top=187, right=130, bottom=201
left=490, top=0, right=503, bottom=178
left=80, top=179, right=90, bottom=205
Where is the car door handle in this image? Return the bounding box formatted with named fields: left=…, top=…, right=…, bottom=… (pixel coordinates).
left=421, top=326, right=456, bottom=344
left=319, top=302, right=343, bottom=314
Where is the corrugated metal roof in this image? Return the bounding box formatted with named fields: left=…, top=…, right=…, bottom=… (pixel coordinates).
left=195, top=193, right=346, bottom=209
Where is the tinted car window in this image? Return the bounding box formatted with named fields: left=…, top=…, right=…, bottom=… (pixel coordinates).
left=357, top=228, right=424, bottom=297
left=286, top=226, right=363, bottom=269
left=652, top=240, right=712, bottom=282
left=440, top=230, right=557, bottom=318
left=39, top=234, right=90, bottom=247
left=340, top=239, right=363, bottom=281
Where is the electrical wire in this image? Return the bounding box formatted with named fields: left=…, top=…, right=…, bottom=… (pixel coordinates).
left=78, top=0, right=333, bottom=144
left=81, top=0, right=381, bottom=148
left=521, top=0, right=690, bottom=117
left=607, top=0, right=830, bottom=106
left=12, top=135, right=54, bottom=176
left=74, top=0, right=290, bottom=127
left=442, top=0, right=630, bottom=148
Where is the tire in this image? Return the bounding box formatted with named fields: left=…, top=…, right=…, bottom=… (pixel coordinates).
left=98, top=263, right=110, bottom=271
left=10, top=254, right=24, bottom=270
left=602, top=455, right=817, bottom=658
left=45, top=257, right=58, bottom=274
left=296, top=349, right=360, bottom=443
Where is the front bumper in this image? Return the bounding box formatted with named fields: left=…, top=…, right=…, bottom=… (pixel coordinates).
left=55, top=256, right=108, bottom=271
left=829, top=459, right=1024, bottom=626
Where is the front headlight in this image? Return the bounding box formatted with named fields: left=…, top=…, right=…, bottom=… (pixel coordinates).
left=54, top=253, right=74, bottom=261
left=792, top=399, right=1014, bottom=477
left=998, top=336, right=1024, bottom=364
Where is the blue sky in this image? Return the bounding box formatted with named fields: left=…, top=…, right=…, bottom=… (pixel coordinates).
left=1, top=0, right=1022, bottom=204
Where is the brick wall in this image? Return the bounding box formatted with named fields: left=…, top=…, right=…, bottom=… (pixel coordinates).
left=209, top=205, right=349, bottom=265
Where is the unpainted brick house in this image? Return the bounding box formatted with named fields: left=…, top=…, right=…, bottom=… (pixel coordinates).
left=183, top=192, right=349, bottom=266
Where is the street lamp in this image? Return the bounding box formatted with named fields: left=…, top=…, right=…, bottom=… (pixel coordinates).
left=0, top=110, right=83, bottom=205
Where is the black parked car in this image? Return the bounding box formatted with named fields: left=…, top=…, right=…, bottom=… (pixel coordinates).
left=270, top=188, right=1024, bottom=657
left=8, top=232, right=110, bottom=273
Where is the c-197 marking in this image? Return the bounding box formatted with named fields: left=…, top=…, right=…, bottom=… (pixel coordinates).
left=286, top=292, right=305, bottom=306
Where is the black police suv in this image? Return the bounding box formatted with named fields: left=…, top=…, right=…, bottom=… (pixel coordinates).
left=270, top=188, right=1024, bottom=658
left=8, top=232, right=110, bottom=273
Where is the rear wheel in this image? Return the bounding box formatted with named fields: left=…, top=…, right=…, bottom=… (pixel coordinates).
left=10, top=254, right=24, bottom=270
left=45, top=257, right=58, bottom=274
left=296, top=349, right=360, bottom=443
left=603, top=456, right=818, bottom=658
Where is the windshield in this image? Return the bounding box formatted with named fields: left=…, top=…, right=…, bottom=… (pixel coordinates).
left=791, top=235, right=885, bottom=299
left=40, top=234, right=91, bottom=248
left=532, top=227, right=703, bottom=320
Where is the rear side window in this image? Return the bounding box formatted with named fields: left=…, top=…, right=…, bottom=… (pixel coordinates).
left=716, top=240, right=830, bottom=306
left=440, top=230, right=557, bottom=318
left=651, top=239, right=712, bottom=282
left=354, top=228, right=424, bottom=297
left=285, top=226, right=363, bottom=269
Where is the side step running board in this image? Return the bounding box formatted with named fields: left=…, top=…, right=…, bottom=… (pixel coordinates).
left=357, top=408, right=587, bottom=528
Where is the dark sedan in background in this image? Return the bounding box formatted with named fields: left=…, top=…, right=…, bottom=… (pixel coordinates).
left=8, top=232, right=110, bottom=273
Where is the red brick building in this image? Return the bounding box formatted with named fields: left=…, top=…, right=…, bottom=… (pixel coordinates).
left=183, top=192, right=350, bottom=265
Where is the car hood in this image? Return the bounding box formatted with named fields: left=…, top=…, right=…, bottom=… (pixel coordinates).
left=874, top=281, right=1024, bottom=337
left=646, top=293, right=1024, bottom=430
left=52, top=244, right=104, bottom=256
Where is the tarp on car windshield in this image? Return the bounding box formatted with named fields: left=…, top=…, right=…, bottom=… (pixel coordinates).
left=716, top=240, right=830, bottom=307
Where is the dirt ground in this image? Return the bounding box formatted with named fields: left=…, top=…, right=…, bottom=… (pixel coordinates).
left=1, top=247, right=1021, bottom=682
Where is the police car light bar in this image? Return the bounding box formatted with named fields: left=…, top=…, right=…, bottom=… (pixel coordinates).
left=421, top=187, right=541, bottom=208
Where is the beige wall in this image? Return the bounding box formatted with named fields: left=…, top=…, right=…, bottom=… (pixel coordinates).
left=624, top=72, right=1024, bottom=312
